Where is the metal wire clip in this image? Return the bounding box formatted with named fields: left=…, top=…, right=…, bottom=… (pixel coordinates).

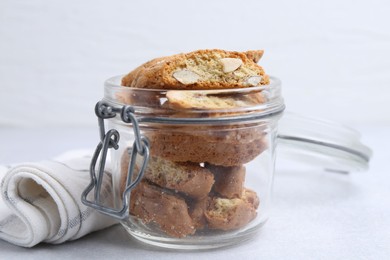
left=81, top=101, right=150, bottom=220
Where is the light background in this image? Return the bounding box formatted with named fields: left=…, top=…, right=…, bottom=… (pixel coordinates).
left=1, top=1, right=390, bottom=258
left=1, top=0, right=390, bottom=127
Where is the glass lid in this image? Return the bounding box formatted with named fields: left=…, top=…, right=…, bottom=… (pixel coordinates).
left=277, top=112, right=372, bottom=172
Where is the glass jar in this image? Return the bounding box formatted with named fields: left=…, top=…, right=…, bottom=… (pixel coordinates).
left=82, top=75, right=371, bottom=250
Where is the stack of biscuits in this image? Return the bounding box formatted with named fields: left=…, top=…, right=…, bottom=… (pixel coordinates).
left=119, top=49, right=269, bottom=238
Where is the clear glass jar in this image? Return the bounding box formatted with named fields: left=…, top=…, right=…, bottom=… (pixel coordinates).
left=82, top=75, right=371, bottom=250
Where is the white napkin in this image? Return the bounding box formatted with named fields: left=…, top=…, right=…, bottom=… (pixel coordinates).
left=0, top=150, right=118, bottom=247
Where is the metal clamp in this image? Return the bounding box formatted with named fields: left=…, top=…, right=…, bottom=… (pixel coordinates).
left=81, top=101, right=150, bottom=220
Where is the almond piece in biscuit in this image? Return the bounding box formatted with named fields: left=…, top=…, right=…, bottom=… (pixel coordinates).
left=246, top=76, right=263, bottom=86
left=172, top=69, right=200, bottom=85
left=220, top=58, right=243, bottom=73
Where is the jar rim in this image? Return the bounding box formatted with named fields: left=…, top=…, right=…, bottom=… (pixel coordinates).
left=102, top=75, right=285, bottom=123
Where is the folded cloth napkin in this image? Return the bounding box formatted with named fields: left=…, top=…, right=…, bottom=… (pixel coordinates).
left=0, top=150, right=118, bottom=247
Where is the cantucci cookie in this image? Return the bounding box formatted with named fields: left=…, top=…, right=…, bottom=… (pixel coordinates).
left=205, top=189, right=259, bottom=231
left=144, top=156, right=214, bottom=199
left=243, top=50, right=264, bottom=63
left=165, top=90, right=266, bottom=110
left=146, top=129, right=267, bottom=166
left=121, top=149, right=214, bottom=199
left=121, top=49, right=269, bottom=90
left=206, top=164, right=246, bottom=199
left=130, top=181, right=195, bottom=238
left=189, top=196, right=211, bottom=230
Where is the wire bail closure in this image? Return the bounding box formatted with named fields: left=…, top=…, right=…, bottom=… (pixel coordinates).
left=81, top=101, right=150, bottom=220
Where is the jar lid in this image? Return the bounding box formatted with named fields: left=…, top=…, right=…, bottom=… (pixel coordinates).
left=277, top=113, right=372, bottom=172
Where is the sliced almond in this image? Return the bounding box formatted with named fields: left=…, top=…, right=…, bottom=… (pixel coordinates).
left=172, top=69, right=200, bottom=85
left=246, top=76, right=263, bottom=86
left=220, top=58, right=243, bottom=73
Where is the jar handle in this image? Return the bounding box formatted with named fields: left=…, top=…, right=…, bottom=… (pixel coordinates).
left=81, top=101, right=150, bottom=220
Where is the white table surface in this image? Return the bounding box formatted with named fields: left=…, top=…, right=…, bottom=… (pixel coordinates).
left=0, top=125, right=389, bottom=259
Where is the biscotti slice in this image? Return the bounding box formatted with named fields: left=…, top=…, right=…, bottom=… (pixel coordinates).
left=205, top=195, right=257, bottom=231
left=189, top=196, right=211, bottom=230
left=165, top=90, right=266, bottom=110
left=121, top=49, right=269, bottom=90
left=206, top=164, right=246, bottom=199
left=130, top=181, right=195, bottom=238
left=143, top=156, right=215, bottom=199
left=244, top=50, right=264, bottom=63
left=242, top=188, right=260, bottom=209
left=190, top=188, right=260, bottom=231
left=116, top=88, right=164, bottom=108
left=121, top=149, right=215, bottom=199
left=205, top=188, right=260, bottom=231
left=148, top=131, right=267, bottom=166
